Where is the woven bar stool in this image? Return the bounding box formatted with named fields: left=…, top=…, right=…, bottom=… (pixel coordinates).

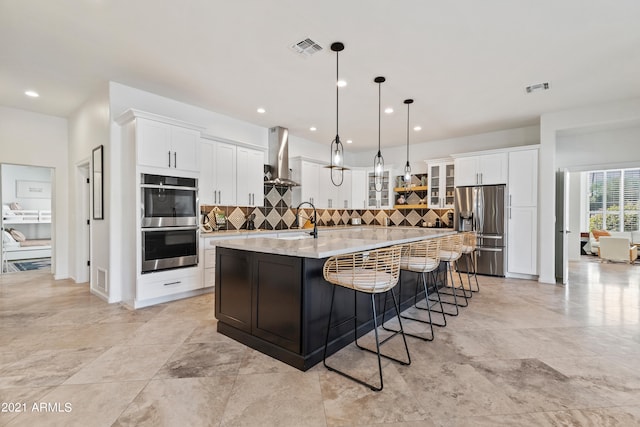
left=383, top=238, right=446, bottom=341
left=429, top=233, right=467, bottom=316
left=459, top=231, right=479, bottom=294
left=322, top=245, right=410, bottom=392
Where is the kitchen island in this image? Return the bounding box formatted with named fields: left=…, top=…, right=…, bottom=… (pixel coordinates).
left=214, top=227, right=456, bottom=370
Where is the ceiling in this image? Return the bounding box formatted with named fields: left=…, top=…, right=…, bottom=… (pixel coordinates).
left=2, top=0, right=640, bottom=151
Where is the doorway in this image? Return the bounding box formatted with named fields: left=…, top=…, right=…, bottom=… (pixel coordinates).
left=1, top=163, right=54, bottom=274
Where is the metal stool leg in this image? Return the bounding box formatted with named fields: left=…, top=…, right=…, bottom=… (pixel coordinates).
left=324, top=287, right=410, bottom=392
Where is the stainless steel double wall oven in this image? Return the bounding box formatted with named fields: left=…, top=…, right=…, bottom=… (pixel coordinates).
left=140, top=174, right=199, bottom=273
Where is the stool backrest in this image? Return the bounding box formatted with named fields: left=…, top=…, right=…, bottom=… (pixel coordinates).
left=323, top=245, right=403, bottom=293
left=400, top=238, right=441, bottom=273
left=462, top=231, right=477, bottom=251
left=439, top=233, right=463, bottom=262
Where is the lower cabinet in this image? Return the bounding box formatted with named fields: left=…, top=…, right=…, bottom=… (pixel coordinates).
left=215, top=249, right=302, bottom=353
left=137, top=267, right=202, bottom=301
left=507, top=206, right=537, bottom=275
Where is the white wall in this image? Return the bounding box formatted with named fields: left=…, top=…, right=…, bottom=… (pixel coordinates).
left=1, top=164, right=52, bottom=211
left=345, top=124, right=540, bottom=178
left=0, top=106, right=69, bottom=279
left=68, top=84, right=111, bottom=289
left=557, top=124, right=640, bottom=170
left=539, top=97, right=640, bottom=284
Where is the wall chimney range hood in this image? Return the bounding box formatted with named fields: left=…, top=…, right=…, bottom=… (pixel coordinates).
left=264, top=126, right=300, bottom=186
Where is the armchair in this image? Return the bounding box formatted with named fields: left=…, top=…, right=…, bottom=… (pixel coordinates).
left=598, top=237, right=638, bottom=264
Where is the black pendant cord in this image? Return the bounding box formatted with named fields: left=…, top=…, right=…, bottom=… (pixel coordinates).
left=330, top=42, right=345, bottom=186
left=336, top=48, right=339, bottom=140
left=377, top=82, right=381, bottom=155
left=406, top=102, right=410, bottom=162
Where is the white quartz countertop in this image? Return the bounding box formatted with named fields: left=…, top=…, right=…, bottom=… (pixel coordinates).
left=212, top=226, right=456, bottom=259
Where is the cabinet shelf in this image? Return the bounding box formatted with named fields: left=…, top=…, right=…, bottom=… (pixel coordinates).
left=393, top=185, right=428, bottom=193
left=394, top=204, right=428, bottom=209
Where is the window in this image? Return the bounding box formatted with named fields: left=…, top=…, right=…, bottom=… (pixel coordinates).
left=587, top=168, right=640, bottom=232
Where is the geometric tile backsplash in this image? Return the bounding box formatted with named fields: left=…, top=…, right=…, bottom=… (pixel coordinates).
left=201, top=183, right=454, bottom=231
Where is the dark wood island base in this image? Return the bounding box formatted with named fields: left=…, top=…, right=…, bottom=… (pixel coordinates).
left=215, top=247, right=445, bottom=371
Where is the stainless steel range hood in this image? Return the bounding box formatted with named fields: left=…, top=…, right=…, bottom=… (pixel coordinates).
left=264, top=126, right=300, bottom=186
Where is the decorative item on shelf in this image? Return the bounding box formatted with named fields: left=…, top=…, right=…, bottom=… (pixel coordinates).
left=373, top=76, right=386, bottom=192
left=396, top=195, right=406, bottom=205
left=403, top=98, right=413, bottom=188
left=326, top=41, right=349, bottom=186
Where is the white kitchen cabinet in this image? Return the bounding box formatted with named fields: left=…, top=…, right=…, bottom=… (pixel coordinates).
left=507, top=206, right=537, bottom=275
left=508, top=149, right=538, bottom=207
left=454, top=152, right=507, bottom=186
left=506, top=147, right=539, bottom=276
left=338, top=169, right=352, bottom=209
left=137, top=118, right=199, bottom=173
left=292, top=159, right=320, bottom=207
left=237, top=146, right=265, bottom=207
left=427, top=160, right=455, bottom=208
left=318, top=167, right=347, bottom=209
left=351, top=169, right=367, bottom=209
left=367, top=170, right=392, bottom=209
left=200, top=140, right=237, bottom=205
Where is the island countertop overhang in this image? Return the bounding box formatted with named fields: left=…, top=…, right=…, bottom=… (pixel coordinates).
left=212, top=226, right=456, bottom=259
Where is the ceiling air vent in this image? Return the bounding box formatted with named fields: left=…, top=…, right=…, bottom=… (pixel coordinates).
left=525, top=82, right=550, bottom=93
left=290, top=38, right=323, bottom=57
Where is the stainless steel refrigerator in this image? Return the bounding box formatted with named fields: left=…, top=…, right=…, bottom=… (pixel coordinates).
left=454, top=184, right=507, bottom=276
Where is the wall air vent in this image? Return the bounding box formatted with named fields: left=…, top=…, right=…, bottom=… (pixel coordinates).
left=290, top=38, right=323, bottom=57
left=525, top=82, right=550, bottom=93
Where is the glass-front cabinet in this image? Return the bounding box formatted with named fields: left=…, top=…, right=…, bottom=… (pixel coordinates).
left=367, top=170, right=391, bottom=208
left=427, top=160, right=455, bottom=209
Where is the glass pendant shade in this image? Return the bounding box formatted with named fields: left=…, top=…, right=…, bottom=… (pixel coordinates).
left=403, top=98, right=414, bottom=187
left=329, top=42, right=346, bottom=186
left=373, top=76, right=386, bottom=192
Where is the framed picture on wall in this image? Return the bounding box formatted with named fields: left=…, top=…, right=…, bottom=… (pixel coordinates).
left=16, top=180, right=51, bottom=199
left=92, top=145, right=104, bottom=220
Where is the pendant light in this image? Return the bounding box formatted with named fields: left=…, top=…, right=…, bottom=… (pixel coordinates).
left=403, top=99, right=414, bottom=187
left=373, top=76, right=386, bottom=192
left=329, top=42, right=346, bottom=186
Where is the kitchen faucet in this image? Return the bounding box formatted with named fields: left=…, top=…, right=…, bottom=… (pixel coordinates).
left=294, top=201, right=318, bottom=239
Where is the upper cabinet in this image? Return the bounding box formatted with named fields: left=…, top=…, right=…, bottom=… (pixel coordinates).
left=350, top=169, right=367, bottom=210
left=426, top=160, right=455, bottom=208
left=454, top=152, right=507, bottom=186
left=200, top=140, right=265, bottom=207
left=237, top=146, right=265, bottom=207
left=291, top=159, right=320, bottom=206
left=137, top=118, right=200, bottom=173
left=200, top=140, right=236, bottom=205
left=508, top=149, right=538, bottom=207
left=367, top=170, right=392, bottom=209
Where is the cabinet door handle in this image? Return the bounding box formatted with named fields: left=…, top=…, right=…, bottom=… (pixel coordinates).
left=509, top=194, right=512, bottom=206
left=164, top=281, right=182, bottom=286
left=218, top=191, right=221, bottom=204
left=174, top=152, right=177, bottom=168
left=168, top=151, right=172, bottom=168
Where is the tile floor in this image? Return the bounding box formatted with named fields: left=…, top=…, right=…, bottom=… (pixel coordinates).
left=0, top=259, right=639, bottom=426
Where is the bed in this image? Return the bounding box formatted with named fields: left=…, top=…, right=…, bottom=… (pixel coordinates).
left=2, top=207, right=52, bottom=261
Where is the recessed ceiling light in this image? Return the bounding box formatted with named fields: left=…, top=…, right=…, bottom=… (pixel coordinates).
left=25, top=90, right=39, bottom=98
left=310, top=126, right=317, bottom=131
left=257, top=107, right=266, bottom=114
left=413, top=126, right=422, bottom=131
left=384, top=107, right=393, bottom=114
left=346, top=139, right=353, bottom=144
left=337, top=80, right=347, bottom=88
